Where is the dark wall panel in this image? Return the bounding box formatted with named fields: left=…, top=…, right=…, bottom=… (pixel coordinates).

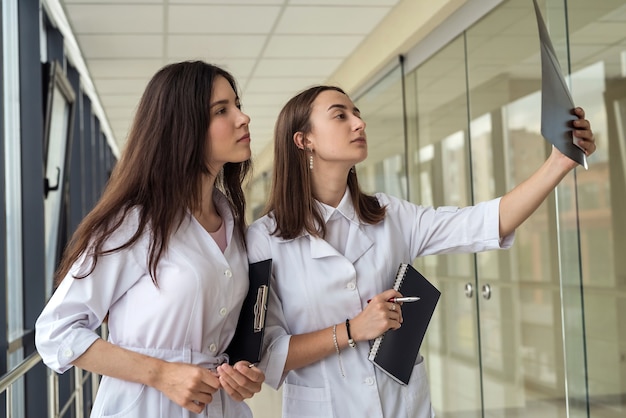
left=19, top=1, right=47, bottom=416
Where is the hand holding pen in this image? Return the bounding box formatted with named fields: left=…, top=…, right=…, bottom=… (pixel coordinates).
left=367, top=296, right=420, bottom=303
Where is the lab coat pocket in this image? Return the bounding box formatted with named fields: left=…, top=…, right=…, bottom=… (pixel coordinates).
left=282, top=382, right=332, bottom=417
left=404, top=358, right=435, bottom=418
left=99, top=381, right=147, bottom=417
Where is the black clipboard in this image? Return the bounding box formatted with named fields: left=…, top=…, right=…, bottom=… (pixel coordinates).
left=226, top=259, right=272, bottom=365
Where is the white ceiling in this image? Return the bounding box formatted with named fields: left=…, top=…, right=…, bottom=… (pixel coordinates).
left=57, top=0, right=403, bottom=157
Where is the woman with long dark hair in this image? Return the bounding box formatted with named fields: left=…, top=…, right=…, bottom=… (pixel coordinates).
left=36, top=61, right=264, bottom=417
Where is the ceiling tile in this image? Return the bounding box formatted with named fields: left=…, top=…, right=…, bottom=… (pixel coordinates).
left=87, top=59, right=164, bottom=78
left=94, top=79, right=150, bottom=95
left=78, top=35, right=163, bottom=59
left=264, top=34, right=364, bottom=58
left=169, top=0, right=284, bottom=3
left=168, top=5, right=281, bottom=34
left=208, top=58, right=258, bottom=81
left=64, top=5, right=162, bottom=34
left=275, top=6, right=391, bottom=35
left=242, top=92, right=294, bottom=107
left=63, top=0, right=159, bottom=3
left=104, top=107, right=139, bottom=119
left=253, top=58, right=342, bottom=77
left=167, top=35, right=267, bottom=59
left=290, top=0, right=399, bottom=4
left=100, top=93, right=143, bottom=108
left=244, top=76, right=323, bottom=93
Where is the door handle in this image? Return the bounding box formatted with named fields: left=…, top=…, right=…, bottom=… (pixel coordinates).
left=464, top=282, right=473, bottom=298
left=482, top=284, right=492, bottom=300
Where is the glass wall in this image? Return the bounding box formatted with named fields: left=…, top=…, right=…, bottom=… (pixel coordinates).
left=567, top=0, right=626, bottom=415
left=400, top=0, right=626, bottom=416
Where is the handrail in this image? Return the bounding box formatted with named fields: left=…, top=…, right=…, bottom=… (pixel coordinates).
left=0, top=352, right=42, bottom=393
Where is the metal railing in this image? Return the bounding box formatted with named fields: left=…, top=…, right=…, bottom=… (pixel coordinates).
left=0, top=351, right=97, bottom=418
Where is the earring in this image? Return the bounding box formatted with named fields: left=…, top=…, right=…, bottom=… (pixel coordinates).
left=351, top=166, right=356, bottom=174
left=309, top=154, right=314, bottom=170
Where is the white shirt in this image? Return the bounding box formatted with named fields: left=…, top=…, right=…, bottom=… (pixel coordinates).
left=36, top=190, right=252, bottom=418
left=246, top=190, right=514, bottom=418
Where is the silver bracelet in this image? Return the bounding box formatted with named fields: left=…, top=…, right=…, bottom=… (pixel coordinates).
left=332, top=324, right=345, bottom=377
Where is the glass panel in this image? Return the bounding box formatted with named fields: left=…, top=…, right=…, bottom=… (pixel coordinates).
left=567, top=0, right=626, bottom=415
left=405, top=36, right=482, bottom=416
left=466, top=0, right=573, bottom=415
left=43, top=61, right=75, bottom=298
left=353, top=65, right=406, bottom=198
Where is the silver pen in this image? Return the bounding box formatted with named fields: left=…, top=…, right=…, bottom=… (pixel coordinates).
left=389, top=297, right=420, bottom=303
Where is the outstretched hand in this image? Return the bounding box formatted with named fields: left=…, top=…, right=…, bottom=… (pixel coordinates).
left=554, top=106, right=596, bottom=170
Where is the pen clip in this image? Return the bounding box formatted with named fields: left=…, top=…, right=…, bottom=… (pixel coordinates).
left=253, top=285, right=269, bottom=332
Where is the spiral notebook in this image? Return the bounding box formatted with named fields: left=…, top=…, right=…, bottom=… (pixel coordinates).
left=368, top=263, right=441, bottom=385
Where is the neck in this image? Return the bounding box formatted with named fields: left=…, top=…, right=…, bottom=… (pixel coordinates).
left=310, top=163, right=350, bottom=207
left=193, top=174, right=221, bottom=232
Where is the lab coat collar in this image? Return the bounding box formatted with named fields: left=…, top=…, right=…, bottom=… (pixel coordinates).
left=317, top=188, right=358, bottom=226
left=308, top=188, right=374, bottom=262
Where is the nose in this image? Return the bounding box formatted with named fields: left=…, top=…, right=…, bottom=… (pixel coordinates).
left=238, top=108, right=250, bottom=127
left=354, top=115, right=365, bottom=132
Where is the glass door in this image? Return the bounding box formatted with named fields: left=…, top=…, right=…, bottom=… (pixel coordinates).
left=405, top=36, right=484, bottom=416
left=465, top=0, right=586, bottom=415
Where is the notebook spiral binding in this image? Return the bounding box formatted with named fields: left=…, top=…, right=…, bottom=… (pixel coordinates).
left=368, top=263, right=408, bottom=361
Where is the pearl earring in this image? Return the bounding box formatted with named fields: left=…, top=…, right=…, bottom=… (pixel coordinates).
left=309, top=154, right=313, bottom=170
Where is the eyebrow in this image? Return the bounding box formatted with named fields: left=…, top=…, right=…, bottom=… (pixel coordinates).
left=209, top=97, right=240, bottom=108
left=327, top=103, right=360, bottom=114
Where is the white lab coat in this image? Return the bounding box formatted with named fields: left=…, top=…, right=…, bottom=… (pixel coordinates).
left=246, top=191, right=514, bottom=418
left=36, top=190, right=252, bottom=418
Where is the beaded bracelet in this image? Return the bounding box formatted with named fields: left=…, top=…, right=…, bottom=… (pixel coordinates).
left=345, top=319, right=356, bottom=348
left=332, top=324, right=345, bottom=377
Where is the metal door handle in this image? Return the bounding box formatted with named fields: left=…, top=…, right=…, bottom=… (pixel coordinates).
left=464, top=283, right=473, bottom=298
left=482, top=284, right=492, bottom=300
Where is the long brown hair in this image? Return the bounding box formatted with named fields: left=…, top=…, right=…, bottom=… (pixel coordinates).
left=55, top=61, right=251, bottom=286
left=266, top=85, right=385, bottom=240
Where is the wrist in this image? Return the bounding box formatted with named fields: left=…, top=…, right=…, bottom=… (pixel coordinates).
left=145, top=357, right=167, bottom=389
left=345, top=319, right=356, bottom=348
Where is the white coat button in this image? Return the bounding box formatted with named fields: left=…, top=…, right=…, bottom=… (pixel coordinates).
left=219, top=307, right=227, bottom=317
left=209, top=344, right=217, bottom=353
left=364, top=377, right=374, bottom=385
left=63, top=349, right=74, bottom=358
left=224, top=269, right=232, bottom=278
left=347, top=282, right=356, bottom=290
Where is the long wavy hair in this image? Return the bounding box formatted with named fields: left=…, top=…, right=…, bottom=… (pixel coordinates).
left=55, top=61, right=251, bottom=286
left=266, top=85, right=385, bottom=240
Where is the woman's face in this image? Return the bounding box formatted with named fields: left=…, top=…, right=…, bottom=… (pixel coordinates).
left=206, top=75, right=251, bottom=169
left=305, top=89, right=367, bottom=169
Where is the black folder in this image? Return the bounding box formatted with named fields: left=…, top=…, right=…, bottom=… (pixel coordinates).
left=368, top=263, right=440, bottom=385
left=226, top=259, right=272, bottom=365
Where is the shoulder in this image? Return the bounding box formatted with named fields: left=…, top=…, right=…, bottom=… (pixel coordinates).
left=248, top=213, right=276, bottom=236
left=246, top=214, right=277, bottom=263
left=102, top=206, right=147, bottom=251
left=373, top=192, right=412, bottom=211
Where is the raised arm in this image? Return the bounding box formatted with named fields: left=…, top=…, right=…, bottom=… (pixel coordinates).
left=499, top=107, right=596, bottom=237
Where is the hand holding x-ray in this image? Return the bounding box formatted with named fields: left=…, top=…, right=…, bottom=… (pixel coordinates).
left=533, top=0, right=588, bottom=169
